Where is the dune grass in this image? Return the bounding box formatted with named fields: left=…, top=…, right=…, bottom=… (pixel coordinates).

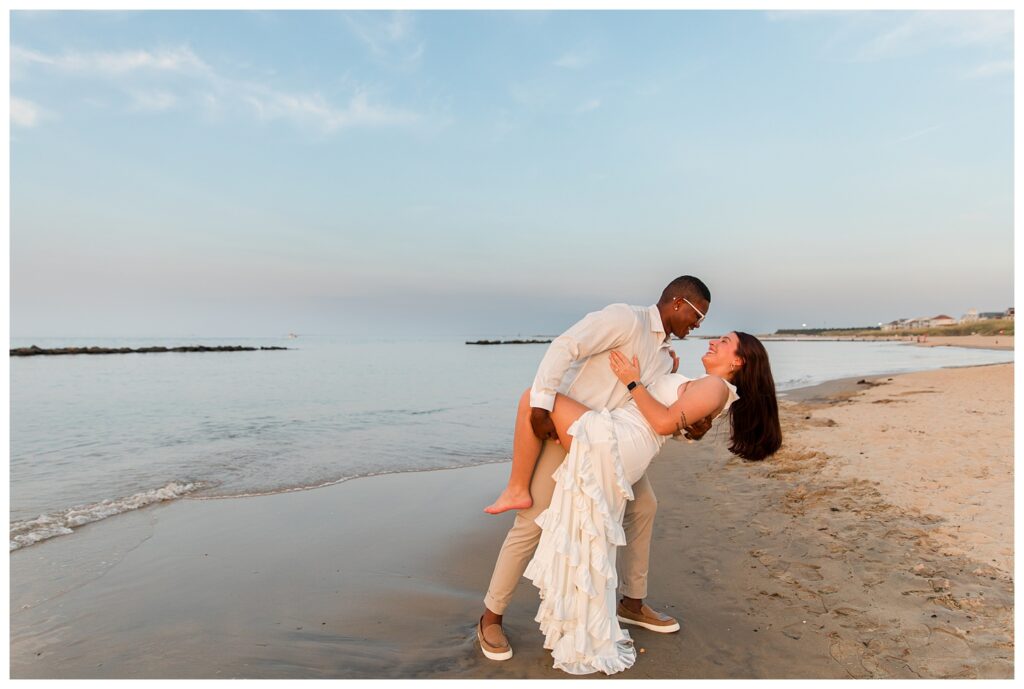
left=776, top=319, right=1013, bottom=338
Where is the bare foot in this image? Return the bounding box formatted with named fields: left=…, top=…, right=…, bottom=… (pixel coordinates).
left=484, top=488, right=533, bottom=515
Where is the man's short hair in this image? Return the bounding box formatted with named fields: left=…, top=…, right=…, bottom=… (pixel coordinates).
left=659, top=276, right=711, bottom=305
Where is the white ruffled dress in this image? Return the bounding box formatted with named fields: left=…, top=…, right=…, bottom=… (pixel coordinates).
left=524, top=373, right=738, bottom=675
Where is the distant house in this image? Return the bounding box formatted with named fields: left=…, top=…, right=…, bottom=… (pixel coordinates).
left=882, top=311, right=1009, bottom=329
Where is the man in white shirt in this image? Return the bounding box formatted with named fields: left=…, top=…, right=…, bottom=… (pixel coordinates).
left=477, top=275, right=712, bottom=662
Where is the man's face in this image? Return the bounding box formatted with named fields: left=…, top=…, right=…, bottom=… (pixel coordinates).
left=667, top=296, right=709, bottom=340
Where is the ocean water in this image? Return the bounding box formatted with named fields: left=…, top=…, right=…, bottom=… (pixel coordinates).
left=9, top=335, right=1013, bottom=550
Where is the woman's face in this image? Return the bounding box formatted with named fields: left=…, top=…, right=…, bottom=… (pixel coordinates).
left=701, top=332, right=742, bottom=372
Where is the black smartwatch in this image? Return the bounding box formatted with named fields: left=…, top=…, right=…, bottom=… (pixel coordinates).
left=627, top=381, right=640, bottom=392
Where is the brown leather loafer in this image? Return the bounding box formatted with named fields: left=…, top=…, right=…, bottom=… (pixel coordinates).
left=616, top=602, right=681, bottom=633
left=477, top=617, right=513, bottom=660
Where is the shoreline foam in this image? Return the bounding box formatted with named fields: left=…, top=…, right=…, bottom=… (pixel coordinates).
left=9, top=459, right=515, bottom=553
left=10, top=481, right=205, bottom=551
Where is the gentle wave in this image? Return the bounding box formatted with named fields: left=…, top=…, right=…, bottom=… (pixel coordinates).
left=9, top=481, right=205, bottom=551
left=776, top=375, right=816, bottom=391
left=189, top=456, right=511, bottom=500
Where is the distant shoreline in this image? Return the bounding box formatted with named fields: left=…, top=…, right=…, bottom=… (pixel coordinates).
left=756, top=334, right=1013, bottom=351
left=758, top=335, right=911, bottom=343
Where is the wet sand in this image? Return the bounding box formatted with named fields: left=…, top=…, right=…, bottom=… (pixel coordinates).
left=10, top=364, right=1014, bottom=678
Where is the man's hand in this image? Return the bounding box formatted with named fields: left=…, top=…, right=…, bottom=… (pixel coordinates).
left=683, top=414, right=714, bottom=441
left=669, top=348, right=680, bottom=374
left=530, top=407, right=560, bottom=443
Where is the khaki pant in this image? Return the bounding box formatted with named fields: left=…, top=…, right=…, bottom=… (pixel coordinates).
left=483, top=439, right=657, bottom=615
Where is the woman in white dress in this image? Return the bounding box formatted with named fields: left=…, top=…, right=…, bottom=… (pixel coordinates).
left=486, top=331, right=782, bottom=675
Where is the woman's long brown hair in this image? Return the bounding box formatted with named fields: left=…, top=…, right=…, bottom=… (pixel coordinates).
left=727, top=332, right=782, bottom=461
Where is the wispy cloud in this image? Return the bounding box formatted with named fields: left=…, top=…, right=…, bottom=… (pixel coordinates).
left=765, top=11, right=1012, bottom=64
left=241, top=90, right=418, bottom=131
left=11, top=96, right=54, bottom=127
left=960, top=60, right=1013, bottom=80
left=343, top=11, right=424, bottom=69
left=575, top=98, right=601, bottom=114
left=12, top=45, right=210, bottom=77
left=553, top=50, right=594, bottom=69
left=129, top=90, right=178, bottom=112
left=892, top=124, right=941, bottom=144
left=12, top=43, right=421, bottom=134
left=854, top=11, right=1012, bottom=62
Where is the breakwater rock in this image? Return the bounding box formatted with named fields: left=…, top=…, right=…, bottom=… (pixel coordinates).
left=465, top=339, right=552, bottom=345
left=10, top=345, right=290, bottom=357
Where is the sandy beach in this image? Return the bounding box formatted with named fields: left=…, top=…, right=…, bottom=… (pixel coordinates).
left=913, top=335, right=1014, bottom=351
left=760, top=334, right=1015, bottom=352
left=10, top=363, right=1014, bottom=679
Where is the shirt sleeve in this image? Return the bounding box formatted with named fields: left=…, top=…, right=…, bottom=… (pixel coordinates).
left=530, top=304, right=636, bottom=410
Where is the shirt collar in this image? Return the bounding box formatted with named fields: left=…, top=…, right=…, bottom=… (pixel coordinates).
left=648, top=304, right=670, bottom=343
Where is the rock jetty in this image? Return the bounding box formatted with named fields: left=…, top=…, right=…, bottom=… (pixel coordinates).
left=10, top=345, right=290, bottom=357
left=465, top=339, right=552, bottom=345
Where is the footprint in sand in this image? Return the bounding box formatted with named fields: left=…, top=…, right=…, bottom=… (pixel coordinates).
left=828, top=632, right=873, bottom=678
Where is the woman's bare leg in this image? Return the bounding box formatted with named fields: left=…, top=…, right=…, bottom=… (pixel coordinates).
left=547, top=392, right=592, bottom=449
left=484, top=390, right=591, bottom=514
left=485, top=389, right=542, bottom=514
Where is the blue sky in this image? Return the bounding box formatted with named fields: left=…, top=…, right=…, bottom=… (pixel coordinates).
left=9, top=10, right=1014, bottom=337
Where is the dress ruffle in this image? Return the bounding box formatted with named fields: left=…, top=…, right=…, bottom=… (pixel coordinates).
left=524, top=409, right=638, bottom=675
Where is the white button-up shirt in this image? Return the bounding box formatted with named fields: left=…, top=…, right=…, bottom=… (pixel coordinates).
left=530, top=304, right=674, bottom=413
